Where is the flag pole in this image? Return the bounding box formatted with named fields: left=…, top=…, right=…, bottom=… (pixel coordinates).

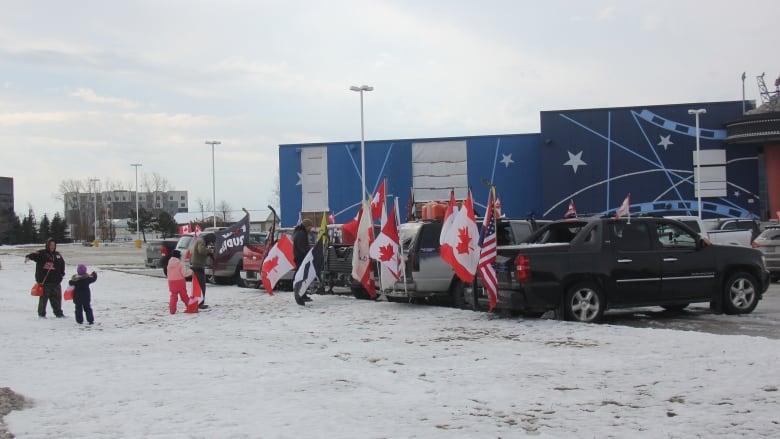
left=395, top=196, right=409, bottom=297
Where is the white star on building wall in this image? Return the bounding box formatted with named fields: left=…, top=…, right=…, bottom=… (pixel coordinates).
left=657, top=135, right=674, bottom=150
left=500, top=153, right=514, bottom=168
left=563, top=150, right=587, bottom=173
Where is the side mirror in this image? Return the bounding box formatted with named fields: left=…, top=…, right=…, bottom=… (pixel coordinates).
left=698, top=237, right=711, bottom=248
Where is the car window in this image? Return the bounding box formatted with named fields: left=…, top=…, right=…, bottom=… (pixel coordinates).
left=398, top=223, right=422, bottom=252
left=656, top=222, right=697, bottom=249
left=248, top=233, right=267, bottom=245
left=176, top=235, right=195, bottom=250
left=613, top=222, right=651, bottom=251
left=530, top=222, right=585, bottom=244
left=507, top=222, right=533, bottom=244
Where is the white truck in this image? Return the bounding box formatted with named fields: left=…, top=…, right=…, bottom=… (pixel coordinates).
left=665, top=216, right=753, bottom=247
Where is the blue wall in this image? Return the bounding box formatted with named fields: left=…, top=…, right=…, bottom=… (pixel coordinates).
left=280, top=100, right=761, bottom=226
left=539, top=101, right=761, bottom=219
left=279, top=134, right=542, bottom=227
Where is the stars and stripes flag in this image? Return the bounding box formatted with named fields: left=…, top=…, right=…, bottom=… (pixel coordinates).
left=478, top=186, right=498, bottom=312
left=564, top=199, right=577, bottom=218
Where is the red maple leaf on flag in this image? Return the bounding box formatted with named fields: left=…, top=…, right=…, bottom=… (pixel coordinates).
left=456, top=226, right=473, bottom=254
left=378, top=243, right=395, bottom=262
left=265, top=255, right=279, bottom=272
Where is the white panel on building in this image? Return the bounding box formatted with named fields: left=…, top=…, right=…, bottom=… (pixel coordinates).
left=693, top=150, right=727, bottom=197
left=412, top=141, right=468, bottom=201
left=301, top=146, right=329, bottom=211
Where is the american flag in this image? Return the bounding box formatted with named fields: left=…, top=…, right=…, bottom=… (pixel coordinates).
left=478, top=186, right=498, bottom=312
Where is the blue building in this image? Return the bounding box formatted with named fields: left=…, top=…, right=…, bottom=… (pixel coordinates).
left=279, top=100, right=762, bottom=227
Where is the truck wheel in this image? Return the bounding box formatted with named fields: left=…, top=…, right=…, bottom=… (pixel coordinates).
left=722, top=272, right=759, bottom=315
left=564, top=282, right=605, bottom=323
left=351, top=286, right=373, bottom=300
left=450, top=280, right=467, bottom=309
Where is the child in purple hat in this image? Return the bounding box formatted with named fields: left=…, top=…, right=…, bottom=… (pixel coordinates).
left=68, top=264, right=98, bottom=325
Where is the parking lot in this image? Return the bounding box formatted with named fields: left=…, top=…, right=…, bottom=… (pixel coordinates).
left=5, top=241, right=780, bottom=339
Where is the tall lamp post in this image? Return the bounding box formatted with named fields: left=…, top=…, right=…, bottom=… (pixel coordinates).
left=205, top=140, right=221, bottom=227
left=350, top=85, right=373, bottom=201
left=688, top=108, right=707, bottom=220
left=131, top=163, right=142, bottom=246
left=89, top=178, right=100, bottom=244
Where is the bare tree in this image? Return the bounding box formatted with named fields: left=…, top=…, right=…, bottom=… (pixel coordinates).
left=218, top=201, right=232, bottom=223
left=142, top=172, right=172, bottom=193
left=194, top=197, right=211, bottom=222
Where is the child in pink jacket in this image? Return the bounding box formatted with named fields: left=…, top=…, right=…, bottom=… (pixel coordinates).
left=166, top=250, right=193, bottom=314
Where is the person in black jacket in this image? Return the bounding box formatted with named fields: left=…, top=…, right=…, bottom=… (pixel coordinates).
left=25, top=238, right=66, bottom=318
left=69, top=264, right=98, bottom=324
left=292, top=219, right=314, bottom=303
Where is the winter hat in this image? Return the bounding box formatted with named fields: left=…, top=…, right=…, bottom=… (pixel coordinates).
left=77, top=264, right=87, bottom=275
left=171, top=249, right=182, bottom=259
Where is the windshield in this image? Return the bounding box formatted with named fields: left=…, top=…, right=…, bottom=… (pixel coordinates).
left=527, top=221, right=587, bottom=244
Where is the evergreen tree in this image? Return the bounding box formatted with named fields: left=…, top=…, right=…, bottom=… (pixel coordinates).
left=20, top=211, right=37, bottom=244
left=127, top=208, right=156, bottom=242
left=38, top=214, right=51, bottom=242
left=155, top=211, right=178, bottom=238
left=50, top=213, right=68, bottom=243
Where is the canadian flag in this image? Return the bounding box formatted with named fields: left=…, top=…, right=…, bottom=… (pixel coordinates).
left=616, top=193, right=631, bottom=219
left=261, top=234, right=296, bottom=295
left=440, top=189, right=480, bottom=283
left=185, top=276, right=202, bottom=313
left=370, top=179, right=386, bottom=222
left=565, top=199, right=577, bottom=218
left=351, top=200, right=377, bottom=298
left=439, top=189, right=459, bottom=245
left=370, top=201, right=402, bottom=286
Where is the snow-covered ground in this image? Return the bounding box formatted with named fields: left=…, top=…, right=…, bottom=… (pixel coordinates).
left=1, top=243, right=779, bottom=438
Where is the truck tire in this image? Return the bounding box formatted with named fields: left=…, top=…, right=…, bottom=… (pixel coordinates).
left=564, top=281, right=605, bottom=323
left=722, top=272, right=759, bottom=315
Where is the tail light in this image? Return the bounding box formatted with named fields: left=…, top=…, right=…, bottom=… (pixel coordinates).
left=161, top=247, right=169, bottom=257
left=185, top=249, right=191, bottom=262
left=751, top=241, right=760, bottom=248
left=515, top=255, right=531, bottom=282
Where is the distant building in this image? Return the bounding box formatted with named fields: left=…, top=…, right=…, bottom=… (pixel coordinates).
left=64, top=189, right=188, bottom=241
left=0, top=177, right=14, bottom=242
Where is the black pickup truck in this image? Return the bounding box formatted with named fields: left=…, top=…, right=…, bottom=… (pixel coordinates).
left=477, top=216, right=770, bottom=323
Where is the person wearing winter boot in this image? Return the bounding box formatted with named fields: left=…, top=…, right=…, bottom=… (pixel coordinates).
left=69, top=264, right=97, bottom=325
left=25, top=238, right=66, bottom=318
left=190, top=233, right=214, bottom=309
left=166, top=250, right=193, bottom=314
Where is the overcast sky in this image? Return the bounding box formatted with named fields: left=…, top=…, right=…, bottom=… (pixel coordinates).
left=2, top=0, right=778, bottom=222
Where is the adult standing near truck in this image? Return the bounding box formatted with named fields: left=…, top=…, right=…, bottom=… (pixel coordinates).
left=25, top=238, right=67, bottom=318
left=190, top=233, right=215, bottom=309
left=292, top=218, right=314, bottom=303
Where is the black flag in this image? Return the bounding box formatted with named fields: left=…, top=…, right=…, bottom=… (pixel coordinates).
left=214, top=213, right=250, bottom=266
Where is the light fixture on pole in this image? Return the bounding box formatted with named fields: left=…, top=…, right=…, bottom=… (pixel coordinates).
left=89, top=178, right=100, bottom=242
left=131, top=163, right=142, bottom=244
left=205, top=140, right=221, bottom=227
left=350, top=85, right=373, bottom=201
left=688, top=108, right=707, bottom=220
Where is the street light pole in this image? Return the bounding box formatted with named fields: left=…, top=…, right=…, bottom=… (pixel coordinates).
left=688, top=108, right=707, bottom=220
left=350, top=85, right=373, bottom=201
left=89, top=178, right=100, bottom=242
left=205, top=140, right=221, bottom=227
left=131, top=163, right=142, bottom=244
